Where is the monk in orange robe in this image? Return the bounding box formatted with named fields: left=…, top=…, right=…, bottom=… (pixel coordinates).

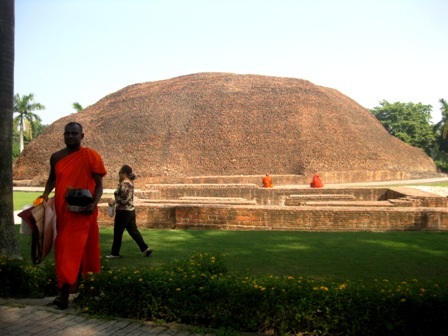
left=42, top=122, right=106, bottom=309
left=262, top=173, right=274, bottom=188
left=310, top=173, right=324, bottom=188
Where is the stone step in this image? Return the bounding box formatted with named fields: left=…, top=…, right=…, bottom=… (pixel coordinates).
left=293, top=200, right=394, bottom=207
left=285, top=194, right=355, bottom=206
left=144, top=184, right=258, bottom=189
left=140, top=197, right=256, bottom=205
left=180, top=196, right=249, bottom=202
left=135, top=190, right=161, bottom=199
left=288, top=194, right=356, bottom=199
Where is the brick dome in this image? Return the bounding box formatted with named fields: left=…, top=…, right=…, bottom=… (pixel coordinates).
left=14, top=72, right=436, bottom=185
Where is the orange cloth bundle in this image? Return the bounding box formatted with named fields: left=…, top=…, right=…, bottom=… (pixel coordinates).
left=33, top=196, right=44, bottom=206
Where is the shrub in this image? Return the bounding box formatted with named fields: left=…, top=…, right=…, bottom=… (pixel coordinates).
left=1, top=252, right=448, bottom=335
left=76, top=253, right=448, bottom=335
left=0, top=255, right=58, bottom=298
left=434, top=160, right=448, bottom=173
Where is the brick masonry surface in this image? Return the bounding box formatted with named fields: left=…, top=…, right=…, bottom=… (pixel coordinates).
left=98, top=185, right=448, bottom=231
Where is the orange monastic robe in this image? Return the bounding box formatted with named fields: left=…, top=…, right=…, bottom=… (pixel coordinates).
left=54, top=147, right=106, bottom=287
left=262, top=175, right=273, bottom=188
left=310, top=173, right=324, bottom=188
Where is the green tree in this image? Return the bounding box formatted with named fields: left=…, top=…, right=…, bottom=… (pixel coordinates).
left=0, top=0, right=21, bottom=258
left=438, top=99, right=448, bottom=139
left=370, top=100, right=435, bottom=154
left=30, top=120, right=47, bottom=139
left=432, top=99, right=448, bottom=137
left=11, top=118, right=47, bottom=159
left=14, top=93, right=45, bottom=152
left=429, top=99, right=448, bottom=171
left=73, top=102, right=83, bottom=112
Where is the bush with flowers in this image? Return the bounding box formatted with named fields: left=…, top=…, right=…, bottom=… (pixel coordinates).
left=1, top=252, right=448, bottom=335
left=73, top=252, right=448, bottom=336
left=0, top=255, right=58, bottom=298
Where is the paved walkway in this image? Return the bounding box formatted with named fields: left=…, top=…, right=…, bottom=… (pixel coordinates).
left=0, top=297, right=200, bottom=336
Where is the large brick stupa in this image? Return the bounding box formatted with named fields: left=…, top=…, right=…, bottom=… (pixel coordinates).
left=13, top=72, right=436, bottom=186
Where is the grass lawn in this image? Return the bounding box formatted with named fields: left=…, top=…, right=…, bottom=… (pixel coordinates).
left=13, top=190, right=448, bottom=283
left=13, top=192, right=45, bottom=211
left=90, top=230, right=448, bottom=282
left=16, top=227, right=448, bottom=283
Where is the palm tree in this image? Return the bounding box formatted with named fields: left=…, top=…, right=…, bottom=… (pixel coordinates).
left=73, top=102, right=83, bottom=112
left=13, top=93, right=45, bottom=152
left=0, top=0, right=21, bottom=258
left=438, top=99, right=448, bottom=139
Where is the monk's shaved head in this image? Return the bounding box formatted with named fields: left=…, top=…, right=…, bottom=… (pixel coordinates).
left=65, top=122, right=83, bottom=132
left=64, top=122, right=84, bottom=150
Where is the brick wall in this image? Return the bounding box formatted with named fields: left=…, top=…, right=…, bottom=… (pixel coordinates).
left=138, top=185, right=393, bottom=206
left=386, top=187, right=448, bottom=207
left=137, top=185, right=447, bottom=207
left=174, top=206, right=448, bottom=231
left=97, top=186, right=448, bottom=232
left=98, top=204, right=448, bottom=232
left=143, top=184, right=257, bottom=200
left=132, top=170, right=427, bottom=188
left=98, top=204, right=175, bottom=229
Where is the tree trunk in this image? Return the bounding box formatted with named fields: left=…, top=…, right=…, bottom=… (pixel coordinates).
left=0, top=0, right=21, bottom=259
left=19, top=116, right=24, bottom=152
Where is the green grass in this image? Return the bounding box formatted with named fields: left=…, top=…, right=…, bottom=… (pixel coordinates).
left=98, top=230, right=448, bottom=282
left=14, top=189, right=448, bottom=283
left=16, top=227, right=448, bottom=283
left=13, top=192, right=44, bottom=211
left=11, top=188, right=448, bottom=334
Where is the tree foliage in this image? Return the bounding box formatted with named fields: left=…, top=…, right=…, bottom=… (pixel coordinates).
left=73, top=102, right=83, bottom=112
left=13, top=93, right=45, bottom=152
left=11, top=118, right=47, bottom=159
left=438, top=99, right=448, bottom=139
left=370, top=100, right=435, bottom=154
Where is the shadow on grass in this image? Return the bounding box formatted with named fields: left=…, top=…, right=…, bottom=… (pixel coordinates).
left=96, top=229, right=448, bottom=282
left=16, top=226, right=448, bottom=283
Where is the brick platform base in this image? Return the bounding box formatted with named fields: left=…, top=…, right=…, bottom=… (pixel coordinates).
left=98, top=185, right=448, bottom=232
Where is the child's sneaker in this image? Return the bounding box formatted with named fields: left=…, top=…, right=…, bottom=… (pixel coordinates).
left=105, top=255, right=121, bottom=259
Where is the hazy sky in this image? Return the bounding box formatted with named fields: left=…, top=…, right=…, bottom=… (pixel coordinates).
left=15, top=0, right=448, bottom=125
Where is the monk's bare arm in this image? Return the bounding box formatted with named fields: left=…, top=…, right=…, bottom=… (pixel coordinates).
left=84, top=173, right=104, bottom=213
left=42, top=154, right=57, bottom=201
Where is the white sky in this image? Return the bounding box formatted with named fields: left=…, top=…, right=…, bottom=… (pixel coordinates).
left=15, top=0, right=448, bottom=125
